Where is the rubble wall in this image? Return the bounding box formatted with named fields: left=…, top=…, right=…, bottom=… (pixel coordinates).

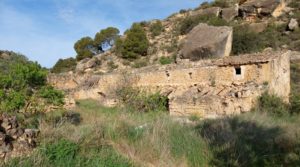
left=48, top=51, right=291, bottom=118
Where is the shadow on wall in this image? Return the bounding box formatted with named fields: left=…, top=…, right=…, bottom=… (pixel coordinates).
left=196, top=116, right=300, bottom=167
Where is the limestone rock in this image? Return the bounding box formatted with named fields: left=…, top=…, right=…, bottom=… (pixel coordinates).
left=181, top=23, right=232, bottom=61
left=239, top=0, right=282, bottom=18
left=221, top=5, right=239, bottom=21
left=288, top=18, right=299, bottom=31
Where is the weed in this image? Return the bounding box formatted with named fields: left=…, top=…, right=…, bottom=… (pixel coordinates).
left=159, top=56, right=173, bottom=65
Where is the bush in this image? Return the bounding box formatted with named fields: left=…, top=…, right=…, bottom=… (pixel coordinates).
left=74, top=37, right=95, bottom=61
left=150, top=21, right=163, bottom=37
left=117, top=23, right=149, bottom=59
left=43, top=139, right=79, bottom=166
left=257, top=92, right=289, bottom=116
left=0, top=62, right=48, bottom=112
left=232, top=25, right=264, bottom=55
left=0, top=53, right=64, bottom=113
left=117, top=87, right=168, bottom=113
left=159, top=56, right=173, bottom=65
left=179, top=14, right=228, bottom=35
left=0, top=51, right=28, bottom=72
left=39, top=86, right=64, bottom=106
left=51, top=58, right=77, bottom=74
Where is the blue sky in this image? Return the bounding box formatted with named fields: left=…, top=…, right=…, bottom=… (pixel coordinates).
left=0, top=0, right=207, bottom=68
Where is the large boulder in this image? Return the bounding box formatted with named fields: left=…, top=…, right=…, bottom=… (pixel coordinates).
left=181, top=23, right=232, bottom=61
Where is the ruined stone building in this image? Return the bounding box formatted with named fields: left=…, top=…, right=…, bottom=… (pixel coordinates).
left=49, top=50, right=290, bottom=118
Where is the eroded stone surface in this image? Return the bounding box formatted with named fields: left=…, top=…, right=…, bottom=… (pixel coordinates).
left=181, top=24, right=232, bottom=61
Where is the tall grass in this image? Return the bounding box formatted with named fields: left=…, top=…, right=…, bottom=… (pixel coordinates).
left=4, top=94, right=300, bottom=167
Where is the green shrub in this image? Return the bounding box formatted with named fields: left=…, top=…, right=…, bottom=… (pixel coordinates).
left=117, top=23, right=149, bottom=59
left=51, top=58, right=77, bottom=74
left=117, top=87, right=168, bottom=113
left=179, top=14, right=228, bottom=35
left=0, top=90, right=26, bottom=112
left=150, top=21, right=163, bottom=37
left=39, top=86, right=64, bottom=106
left=232, top=25, right=264, bottom=55
left=74, top=37, right=95, bottom=61
left=0, top=62, right=49, bottom=113
left=43, top=139, right=79, bottom=166
left=159, top=56, right=173, bottom=65
left=0, top=51, right=28, bottom=72
left=0, top=53, right=64, bottom=113
left=257, top=92, right=289, bottom=116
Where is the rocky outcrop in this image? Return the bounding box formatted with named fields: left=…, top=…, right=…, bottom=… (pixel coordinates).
left=181, top=23, right=232, bottom=61
left=239, top=0, right=284, bottom=19
left=0, top=114, right=38, bottom=161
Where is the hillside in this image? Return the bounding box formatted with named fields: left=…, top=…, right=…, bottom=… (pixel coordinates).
left=1, top=0, right=300, bottom=166
left=52, top=0, right=300, bottom=74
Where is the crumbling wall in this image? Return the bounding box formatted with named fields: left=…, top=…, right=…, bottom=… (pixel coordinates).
left=268, top=51, right=290, bottom=102
left=48, top=51, right=291, bottom=118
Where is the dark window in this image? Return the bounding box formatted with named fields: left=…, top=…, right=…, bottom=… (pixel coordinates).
left=235, top=67, right=241, bottom=75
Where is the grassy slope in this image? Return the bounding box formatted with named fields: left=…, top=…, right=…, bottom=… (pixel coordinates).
left=3, top=64, right=300, bottom=167
left=4, top=100, right=300, bottom=167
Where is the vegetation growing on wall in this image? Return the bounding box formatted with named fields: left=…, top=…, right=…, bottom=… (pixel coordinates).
left=117, top=87, right=168, bottom=113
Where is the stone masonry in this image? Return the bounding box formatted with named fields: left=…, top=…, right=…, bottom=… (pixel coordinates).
left=48, top=50, right=290, bottom=118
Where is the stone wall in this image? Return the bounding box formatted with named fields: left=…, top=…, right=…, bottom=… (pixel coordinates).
left=48, top=51, right=291, bottom=118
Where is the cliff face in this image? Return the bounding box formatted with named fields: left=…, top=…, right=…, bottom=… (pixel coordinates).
left=48, top=51, right=291, bottom=118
